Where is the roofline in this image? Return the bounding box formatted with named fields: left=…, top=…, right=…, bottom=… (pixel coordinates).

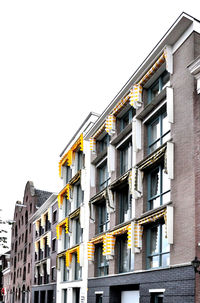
left=85, top=12, right=199, bottom=139
left=30, top=193, right=57, bottom=222
left=59, top=111, right=100, bottom=157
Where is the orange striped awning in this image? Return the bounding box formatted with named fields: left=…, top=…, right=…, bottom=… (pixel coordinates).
left=58, top=184, right=71, bottom=208
left=56, top=217, right=69, bottom=240
left=65, top=246, right=80, bottom=267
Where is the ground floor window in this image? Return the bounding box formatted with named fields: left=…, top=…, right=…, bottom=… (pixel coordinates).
left=150, top=292, right=164, bottom=303
left=63, top=289, right=67, bottom=303
left=96, top=293, right=103, bottom=303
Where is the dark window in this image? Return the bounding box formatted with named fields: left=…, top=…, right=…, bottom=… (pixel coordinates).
left=51, top=267, right=55, bottom=281
left=97, top=244, right=109, bottom=277
left=75, top=184, right=83, bottom=208
left=120, top=108, right=133, bottom=131
left=53, top=210, right=57, bottom=223
left=97, top=202, right=109, bottom=234
left=119, top=188, right=131, bottom=224
left=120, top=141, right=132, bottom=175
left=147, top=110, right=170, bottom=154
left=28, top=243, right=31, bottom=254
left=96, top=294, right=103, bottom=303
left=77, top=151, right=83, bottom=171
left=99, top=134, right=109, bottom=153
left=21, top=216, right=24, bottom=225
left=98, top=161, right=110, bottom=191
left=146, top=222, right=170, bottom=269
left=25, top=211, right=28, bottom=225
left=148, top=71, right=170, bottom=103
left=150, top=293, right=164, bottom=303
left=15, top=225, right=18, bottom=237
left=66, top=165, right=72, bottom=184
left=74, top=254, right=82, bottom=280
left=62, top=257, right=69, bottom=282
left=65, top=198, right=71, bottom=217
left=52, top=238, right=56, bottom=252
left=63, top=289, right=67, bottom=302
left=30, top=203, right=32, bottom=213
left=118, top=234, right=133, bottom=273
left=28, top=263, right=30, bottom=273
left=147, top=164, right=170, bottom=210
left=29, top=223, right=31, bottom=233
left=75, top=218, right=82, bottom=245
left=63, top=227, right=70, bottom=250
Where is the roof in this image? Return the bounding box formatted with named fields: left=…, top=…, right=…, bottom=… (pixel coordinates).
left=35, top=189, right=53, bottom=207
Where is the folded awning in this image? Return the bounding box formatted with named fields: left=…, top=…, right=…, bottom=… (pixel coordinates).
left=56, top=217, right=69, bottom=240
left=65, top=245, right=80, bottom=267
left=58, top=184, right=71, bottom=208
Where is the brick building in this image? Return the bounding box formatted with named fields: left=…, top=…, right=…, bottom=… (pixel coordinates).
left=31, top=193, right=58, bottom=303
left=10, top=181, right=52, bottom=303
left=84, top=12, right=200, bottom=303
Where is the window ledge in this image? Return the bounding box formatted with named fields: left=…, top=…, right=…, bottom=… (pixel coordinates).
left=136, top=201, right=172, bottom=221
left=110, top=123, right=132, bottom=146
left=136, top=87, right=167, bottom=120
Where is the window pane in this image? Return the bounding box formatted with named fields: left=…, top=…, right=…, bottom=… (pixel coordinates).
left=162, top=253, right=170, bottom=267
left=150, top=169, right=160, bottom=197
left=162, top=170, right=170, bottom=193
left=151, top=119, right=160, bottom=143
left=161, top=225, right=170, bottom=253
left=151, top=81, right=160, bottom=99
left=150, top=226, right=159, bottom=254
left=149, top=255, right=159, bottom=268
left=162, top=113, right=170, bottom=135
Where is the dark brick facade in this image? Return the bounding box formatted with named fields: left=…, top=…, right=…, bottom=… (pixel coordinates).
left=88, top=265, right=195, bottom=303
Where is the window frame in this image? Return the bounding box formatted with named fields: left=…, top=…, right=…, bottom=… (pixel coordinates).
left=120, top=108, right=133, bottom=131
left=147, top=163, right=170, bottom=211
left=147, top=70, right=170, bottom=104
left=97, top=202, right=109, bottom=234
left=119, top=187, right=131, bottom=224
left=118, top=234, right=133, bottom=273
left=147, top=110, right=170, bottom=155
left=98, top=161, right=110, bottom=191
left=97, top=244, right=109, bottom=277
left=146, top=221, right=170, bottom=269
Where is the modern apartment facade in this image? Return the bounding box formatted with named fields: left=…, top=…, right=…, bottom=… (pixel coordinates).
left=85, top=13, right=200, bottom=303
left=10, top=181, right=52, bottom=303
left=31, top=193, right=58, bottom=303
left=56, top=112, right=99, bottom=303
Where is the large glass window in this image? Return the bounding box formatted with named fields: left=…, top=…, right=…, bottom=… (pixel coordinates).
left=147, top=164, right=170, bottom=210
left=64, top=197, right=71, bottom=217
left=97, top=244, right=109, bottom=276
left=63, top=227, right=70, bottom=250
left=146, top=222, right=170, bottom=269
left=65, top=166, right=72, bottom=184
left=75, top=184, right=83, bottom=208
left=98, top=161, right=110, bottom=191
left=147, top=111, right=170, bottom=154
left=119, top=188, right=131, bottom=224
left=97, top=202, right=109, bottom=234
left=148, top=71, right=170, bottom=103
left=77, top=151, right=83, bottom=171
left=118, top=235, right=134, bottom=273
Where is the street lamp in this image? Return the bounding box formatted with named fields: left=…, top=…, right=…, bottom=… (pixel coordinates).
left=191, top=257, right=200, bottom=273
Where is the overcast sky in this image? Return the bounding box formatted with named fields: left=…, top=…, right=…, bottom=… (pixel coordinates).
left=0, top=0, right=199, bottom=252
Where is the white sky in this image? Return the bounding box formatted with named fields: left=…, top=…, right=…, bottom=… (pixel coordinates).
left=0, top=0, right=199, bottom=252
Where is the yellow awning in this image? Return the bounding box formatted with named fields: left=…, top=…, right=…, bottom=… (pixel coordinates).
left=65, top=245, right=80, bottom=267
left=58, top=184, right=71, bottom=208
left=56, top=217, right=68, bottom=240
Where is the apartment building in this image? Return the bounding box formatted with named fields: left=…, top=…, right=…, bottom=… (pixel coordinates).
left=85, top=12, right=200, bottom=303
left=31, top=193, right=58, bottom=303
left=56, top=112, right=99, bottom=303
left=10, top=181, right=52, bottom=303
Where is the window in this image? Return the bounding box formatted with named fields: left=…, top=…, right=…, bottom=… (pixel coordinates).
left=28, top=243, right=31, bottom=254
left=97, top=202, right=109, bottom=234
left=148, top=71, right=170, bottom=103
left=29, top=223, right=31, bottom=233
left=147, top=164, right=170, bottom=210
left=51, top=267, right=56, bottom=281
left=120, top=141, right=132, bottom=175
left=25, top=211, right=28, bottom=225
left=98, top=161, right=110, bottom=191
left=96, top=294, right=103, bottom=303
left=150, top=293, right=164, bottom=303
left=64, top=198, right=71, bottom=217
left=63, top=228, right=70, bottom=250
left=28, top=263, right=30, bottom=273
left=147, top=110, right=170, bottom=154
left=63, top=289, right=67, bottom=303
left=75, top=184, right=83, bottom=208
left=74, top=253, right=82, bottom=280
left=62, top=257, right=69, bottom=282
left=77, top=151, right=83, bottom=171
left=75, top=218, right=82, bottom=245
left=21, top=216, right=24, bottom=225
left=52, top=238, right=56, bottom=252
left=119, top=187, right=131, bottom=224
left=146, top=222, right=170, bottom=269
left=118, top=235, right=134, bottom=273
left=120, top=108, right=133, bottom=131
left=99, top=134, right=109, bottom=153
left=97, top=244, right=109, bottom=277
left=65, top=165, right=72, bottom=184
left=53, top=210, right=57, bottom=223
left=30, top=203, right=32, bottom=213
